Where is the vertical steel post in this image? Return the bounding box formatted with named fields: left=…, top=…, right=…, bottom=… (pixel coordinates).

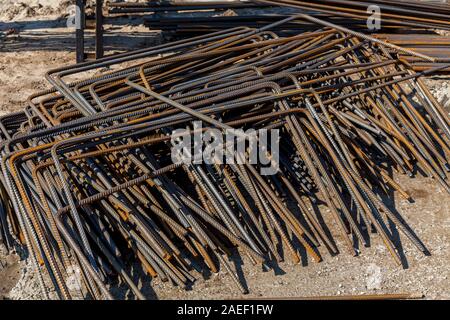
left=96, top=0, right=104, bottom=59
left=76, top=0, right=85, bottom=63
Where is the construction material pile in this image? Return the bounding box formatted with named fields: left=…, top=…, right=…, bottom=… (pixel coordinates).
left=256, top=0, right=450, bottom=73
left=108, top=0, right=269, bottom=13
left=0, top=14, right=449, bottom=300
left=373, top=33, right=450, bottom=73
left=133, top=1, right=450, bottom=73
left=256, top=0, right=450, bottom=30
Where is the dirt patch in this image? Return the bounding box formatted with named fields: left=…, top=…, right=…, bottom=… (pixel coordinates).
left=0, top=0, right=75, bottom=22
left=0, top=50, right=74, bottom=115
left=408, top=188, right=430, bottom=199
left=0, top=252, right=20, bottom=300
left=423, top=77, right=450, bottom=114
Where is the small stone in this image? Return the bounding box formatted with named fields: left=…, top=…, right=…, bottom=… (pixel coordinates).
left=0, top=244, right=7, bottom=255
left=5, top=254, right=17, bottom=266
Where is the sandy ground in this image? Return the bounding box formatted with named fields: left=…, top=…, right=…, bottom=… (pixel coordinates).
left=0, top=1, right=449, bottom=300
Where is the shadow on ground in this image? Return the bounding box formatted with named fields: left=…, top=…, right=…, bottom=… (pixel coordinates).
left=0, top=17, right=162, bottom=53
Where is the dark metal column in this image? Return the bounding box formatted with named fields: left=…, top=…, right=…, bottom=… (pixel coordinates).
left=76, top=0, right=86, bottom=63
left=96, top=0, right=104, bottom=59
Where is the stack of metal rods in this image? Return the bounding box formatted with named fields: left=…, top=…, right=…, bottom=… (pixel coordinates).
left=141, top=10, right=448, bottom=38
left=0, top=14, right=449, bottom=300
left=253, top=1, right=450, bottom=72
left=373, top=33, right=450, bottom=73
left=105, top=0, right=450, bottom=74
left=108, top=0, right=271, bottom=14
left=256, top=0, right=450, bottom=30
left=143, top=15, right=376, bottom=35
left=133, top=0, right=450, bottom=73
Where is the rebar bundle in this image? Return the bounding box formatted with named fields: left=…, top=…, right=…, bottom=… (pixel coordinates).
left=373, top=33, right=450, bottom=73
left=0, top=14, right=449, bottom=300
left=254, top=0, right=450, bottom=73
left=256, top=0, right=450, bottom=30
left=109, top=0, right=269, bottom=13
left=136, top=1, right=450, bottom=73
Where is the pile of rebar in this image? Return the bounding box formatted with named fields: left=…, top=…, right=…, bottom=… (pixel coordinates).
left=108, top=0, right=270, bottom=14
left=0, top=14, right=449, bottom=300
left=373, top=33, right=450, bottom=73
left=142, top=1, right=450, bottom=34
left=256, top=0, right=450, bottom=30
left=254, top=0, right=450, bottom=73
left=136, top=1, right=450, bottom=73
